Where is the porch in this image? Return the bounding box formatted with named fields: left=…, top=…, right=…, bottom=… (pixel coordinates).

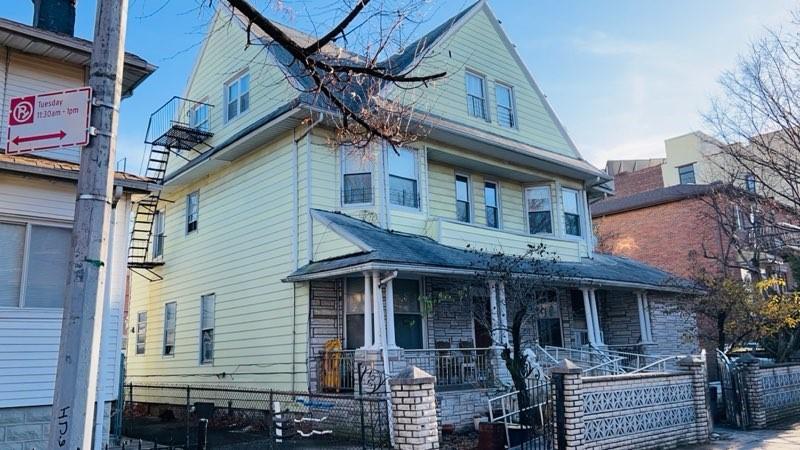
left=305, top=273, right=697, bottom=395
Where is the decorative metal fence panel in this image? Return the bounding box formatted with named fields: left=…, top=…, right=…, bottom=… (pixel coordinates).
left=716, top=350, right=751, bottom=429
left=122, top=383, right=390, bottom=449
left=488, top=379, right=553, bottom=450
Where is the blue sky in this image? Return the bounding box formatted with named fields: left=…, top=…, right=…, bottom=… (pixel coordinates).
left=1, top=0, right=796, bottom=172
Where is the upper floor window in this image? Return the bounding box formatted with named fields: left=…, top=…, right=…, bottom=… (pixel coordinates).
left=495, top=83, right=515, bottom=128
left=342, top=150, right=372, bottom=205
left=163, top=302, right=177, bottom=356
left=484, top=181, right=499, bottom=228
left=466, top=71, right=487, bottom=120
left=678, top=163, right=695, bottom=185
left=526, top=186, right=552, bottom=234
left=455, top=175, right=471, bottom=222
left=388, top=148, right=419, bottom=208
left=135, top=311, right=147, bottom=355
left=745, top=174, right=757, bottom=193
left=200, top=294, right=215, bottom=364
left=225, top=72, right=250, bottom=122
left=153, top=210, right=165, bottom=259
left=562, top=188, right=583, bottom=237
left=186, top=191, right=199, bottom=234
left=0, top=222, right=71, bottom=309
left=189, top=103, right=209, bottom=131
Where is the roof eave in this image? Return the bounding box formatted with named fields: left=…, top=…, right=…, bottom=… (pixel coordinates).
left=0, top=159, right=159, bottom=193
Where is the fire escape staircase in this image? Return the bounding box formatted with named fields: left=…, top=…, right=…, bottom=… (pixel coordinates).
left=127, top=97, right=213, bottom=281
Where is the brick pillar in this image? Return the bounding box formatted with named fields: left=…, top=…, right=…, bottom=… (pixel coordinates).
left=678, top=353, right=711, bottom=443
left=550, top=359, right=584, bottom=450
left=389, top=365, right=439, bottom=450
left=737, top=354, right=766, bottom=429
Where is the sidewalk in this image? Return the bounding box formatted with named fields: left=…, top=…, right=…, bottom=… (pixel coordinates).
left=681, top=421, right=800, bottom=449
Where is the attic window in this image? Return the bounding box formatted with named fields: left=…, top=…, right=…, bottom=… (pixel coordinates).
left=225, top=72, right=250, bottom=122
left=466, top=71, right=488, bottom=120
left=678, top=163, right=695, bottom=185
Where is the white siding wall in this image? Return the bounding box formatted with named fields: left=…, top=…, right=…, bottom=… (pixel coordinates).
left=0, top=48, right=87, bottom=163
left=0, top=173, right=127, bottom=407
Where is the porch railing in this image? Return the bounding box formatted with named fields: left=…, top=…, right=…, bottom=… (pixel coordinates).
left=539, top=345, right=625, bottom=376
left=315, top=350, right=357, bottom=393
left=405, top=348, right=492, bottom=389
left=603, top=345, right=683, bottom=373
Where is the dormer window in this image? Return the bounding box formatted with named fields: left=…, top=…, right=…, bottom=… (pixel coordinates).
left=495, top=83, right=515, bottom=128
left=466, top=71, right=488, bottom=120
left=225, top=72, right=250, bottom=122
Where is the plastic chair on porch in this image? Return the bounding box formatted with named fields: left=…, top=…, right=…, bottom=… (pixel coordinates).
left=435, top=340, right=454, bottom=385
left=320, top=338, right=343, bottom=392
left=458, top=340, right=478, bottom=384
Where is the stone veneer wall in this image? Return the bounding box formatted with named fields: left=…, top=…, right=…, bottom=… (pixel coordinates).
left=646, top=292, right=699, bottom=357
left=424, top=278, right=477, bottom=349
left=0, top=403, right=112, bottom=450
left=435, top=389, right=494, bottom=431
left=598, top=290, right=641, bottom=346
left=307, top=280, right=343, bottom=392
left=757, top=363, right=800, bottom=425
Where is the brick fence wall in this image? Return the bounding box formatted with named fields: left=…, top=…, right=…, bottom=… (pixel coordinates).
left=0, top=403, right=112, bottom=450
left=737, top=356, right=800, bottom=427
left=551, top=355, right=710, bottom=450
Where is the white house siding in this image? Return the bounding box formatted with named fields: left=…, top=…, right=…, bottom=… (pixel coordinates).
left=0, top=173, right=128, bottom=408
left=0, top=48, right=86, bottom=163
left=128, top=132, right=310, bottom=391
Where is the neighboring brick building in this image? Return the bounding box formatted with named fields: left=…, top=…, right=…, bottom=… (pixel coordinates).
left=592, top=184, right=721, bottom=278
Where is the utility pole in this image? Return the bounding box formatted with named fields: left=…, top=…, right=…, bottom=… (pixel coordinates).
left=48, top=0, right=128, bottom=448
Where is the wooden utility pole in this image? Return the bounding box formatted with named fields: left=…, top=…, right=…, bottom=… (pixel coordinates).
left=48, top=0, right=128, bottom=448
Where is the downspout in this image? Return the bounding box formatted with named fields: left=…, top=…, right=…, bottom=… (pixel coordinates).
left=377, top=270, right=398, bottom=447
left=293, top=114, right=322, bottom=389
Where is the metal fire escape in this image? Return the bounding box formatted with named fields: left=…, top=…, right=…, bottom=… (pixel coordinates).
left=127, top=97, right=213, bottom=281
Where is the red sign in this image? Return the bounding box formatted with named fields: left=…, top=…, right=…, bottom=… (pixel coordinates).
left=6, top=87, right=92, bottom=155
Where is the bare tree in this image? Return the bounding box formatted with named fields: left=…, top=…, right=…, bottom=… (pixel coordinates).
left=210, top=0, right=448, bottom=149
left=424, top=244, right=563, bottom=425
left=704, top=13, right=800, bottom=210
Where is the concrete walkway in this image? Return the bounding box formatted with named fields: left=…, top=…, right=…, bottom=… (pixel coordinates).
left=681, top=422, right=800, bottom=449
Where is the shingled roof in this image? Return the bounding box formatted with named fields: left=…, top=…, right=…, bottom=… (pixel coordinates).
left=286, top=209, right=698, bottom=292
left=591, top=184, right=713, bottom=217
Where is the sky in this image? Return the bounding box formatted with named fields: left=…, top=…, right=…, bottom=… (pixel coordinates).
left=1, top=0, right=797, bottom=173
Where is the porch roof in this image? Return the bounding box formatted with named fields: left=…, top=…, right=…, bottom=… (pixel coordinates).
left=285, top=209, right=700, bottom=293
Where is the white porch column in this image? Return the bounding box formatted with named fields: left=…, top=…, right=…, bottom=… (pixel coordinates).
left=363, top=272, right=373, bottom=348
left=636, top=291, right=653, bottom=343
left=643, top=291, right=654, bottom=342
left=498, top=281, right=509, bottom=346
left=589, top=289, right=603, bottom=345
left=372, top=272, right=386, bottom=349
left=581, top=288, right=597, bottom=345
left=385, top=278, right=397, bottom=348
left=489, top=281, right=500, bottom=346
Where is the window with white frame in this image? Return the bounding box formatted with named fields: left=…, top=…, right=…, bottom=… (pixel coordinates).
left=525, top=186, right=552, bottom=234
left=136, top=311, right=147, bottom=355
left=0, top=222, right=71, bottom=308
left=455, top=174, right=471, bottom=222
left=153, top=210, right=165, bottom=258
left=484, top=181, right=500, bottom=228
left=562, top=188, right=583, bottom=237
left=393, top=279, right=423, bottom=350
left=186, top=191, right=199, bottom=233
left=342, top=149, right=373, bottom=205
left=163, top=302, right=177, bottom=356
left=495, top=83, right=515, bottom=128
left=200, top=294, right=215, bottom=364
left=189, top=103, right=209, bottom=131
left=225, top=72, right=250, bottom=122
left=466, top=72, right=487, bottom=120
left=344, top=277, right=368, bottom=349
left=388, top=148, right=419, bottom=208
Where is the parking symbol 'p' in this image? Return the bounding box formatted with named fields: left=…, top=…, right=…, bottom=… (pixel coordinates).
left=10, top=96, right=35, bottom=125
